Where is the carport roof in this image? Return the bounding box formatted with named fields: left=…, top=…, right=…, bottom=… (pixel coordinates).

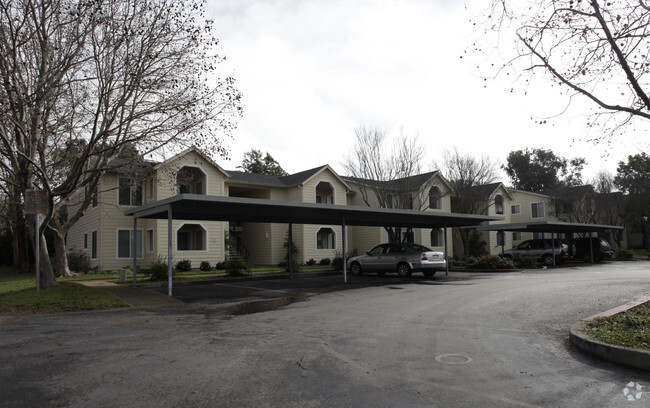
left=125, top=194, right=503, bottom=228
left=470, top=221, right=624, bottom=233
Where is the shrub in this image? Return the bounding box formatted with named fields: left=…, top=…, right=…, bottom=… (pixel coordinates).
left=67, top=250, right=90, bottom=273
left=225, top=258, right=250, bottom=276
left=306, top=258, right=316, bottom=266
left=199, top=261, right=212, bottom=271
left=216, top=260, right=226, bottom=270
left=331, top=256, right=344, bottom=271
left=319, top=258, right=331, bottom=266
left=175, top=259, right=192, bottom=272
left=615, top=249, right=634, bottom=259
left=149, top=255, right=170, bottom=281
left=468, top=230, right=488, bottom=257
left=512, top=255, right=537, bottom=269
left=468, top=255, right=514, bottom=270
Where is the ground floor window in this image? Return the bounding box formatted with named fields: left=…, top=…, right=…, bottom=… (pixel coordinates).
left=533, top=232, right=545, bottom=240
left=91, top=230, right=98, bottom=259
left=496, top=231, right=505, bottom=247
left=316, top=228, right=336, bottom=249
left=512, top=232, right=522, bottom=242
left=177, top=224, right=206, bottom=251
left=146, top=229, right=154, bottom=253
left=430, top=229, right=443, bottom=247
left=117, top=229, right=143, bottom=259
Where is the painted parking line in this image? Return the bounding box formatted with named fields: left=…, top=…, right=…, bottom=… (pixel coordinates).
left=213, top=282, right=292, bottom=294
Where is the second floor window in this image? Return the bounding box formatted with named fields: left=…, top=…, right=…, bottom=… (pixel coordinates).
left=495, top=195, right=504, bottom=215
left=118, top=178, right=143, bottom=206
left=531, top=202, right=545, bottom=218
left=511, top=204, right=521, bottom=214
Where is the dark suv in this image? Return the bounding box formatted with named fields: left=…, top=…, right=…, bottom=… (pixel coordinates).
left=570, top=237, right=613, bottom=262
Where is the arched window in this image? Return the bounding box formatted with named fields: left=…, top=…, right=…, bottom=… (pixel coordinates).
left=495, top=194, right=504, bottom=215
left=429, top=187, right=441, bottom=209
left=316, top=227, right=336, bottom=249
left=430, top=229, right=443, bottom=247
left=176, top=166, right=207, bottom=195
left=177, top=224, right=207, bottom=251
left=315, top=182, right=334, bottom=204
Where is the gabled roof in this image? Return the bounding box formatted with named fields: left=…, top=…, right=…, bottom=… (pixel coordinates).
left=154, top=146, right=230, bottom=179
left=470, top=182, right=515, bottom=200
left=540, top=185, right=594, bottom=199
left=343, top=170, right=450, bottom=192
left=226, top=165, right=351, bottom=190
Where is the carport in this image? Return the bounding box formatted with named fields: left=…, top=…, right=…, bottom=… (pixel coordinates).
left=472, top=221, right=624, bottom=265
left=125, top=194, right=503, bottom=295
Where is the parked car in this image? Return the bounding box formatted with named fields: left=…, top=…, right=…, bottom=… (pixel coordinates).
left=570, top=237, right=613, bottom=262
left=347, top=243, right=446, bottom=278
left=503, top=239, right=569, bottom=266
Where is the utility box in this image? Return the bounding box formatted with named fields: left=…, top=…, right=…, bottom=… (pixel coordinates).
left=119, top=269, right=127, bottom=283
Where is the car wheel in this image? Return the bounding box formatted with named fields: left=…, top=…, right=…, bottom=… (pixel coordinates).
left=396, top=262, right=412, bottom=278
left=423, top=271, right=435, bottom=278
left=542, top=254, right=554, bottom=266
left=350, top=262, right=362, bottom=276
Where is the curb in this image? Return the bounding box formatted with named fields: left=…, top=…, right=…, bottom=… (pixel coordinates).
left=569, top=298, right=650, bottom=372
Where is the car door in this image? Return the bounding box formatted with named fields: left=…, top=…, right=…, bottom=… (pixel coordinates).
left=382, top=244, right=404, bottom=272
left=363, top=244, right=387, bottom=271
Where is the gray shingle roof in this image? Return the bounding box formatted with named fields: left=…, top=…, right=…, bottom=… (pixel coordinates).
left=226, top=165, right=329, bottom=188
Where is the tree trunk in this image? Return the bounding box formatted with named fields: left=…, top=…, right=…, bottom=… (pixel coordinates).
left=38, top=233, right=57, bottom=289
left=52, top=230, right=74, bottom=277
left=9, top=200, right=30, bottom=272
left=460, top=229, right=470, bottom=257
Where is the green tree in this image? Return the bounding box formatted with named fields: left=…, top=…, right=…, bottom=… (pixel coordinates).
left=503, top=148, right=585, bottom=191
left=473, top=1, right=650, bottom=140
left=239, top=150, right=288, bottom=176
left=614, top=153, right=650, bottom=250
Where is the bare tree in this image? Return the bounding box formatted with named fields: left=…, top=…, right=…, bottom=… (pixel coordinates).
left=438, top=148, right=500, bottom=257
left=343, top=126, right=433, bottom=243
left=0, top=0, right=242, bottom=287
left=591, top=170, right=625, bottom=249
left=472, top=0, right=650, bottom=141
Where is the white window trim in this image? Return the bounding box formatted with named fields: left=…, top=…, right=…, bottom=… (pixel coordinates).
left=175, top=222, right=209, bottom=252
left=511, top=204, right=521, bottom=215
left=430, top=228, right=443, bottom=247
left=117, top=177, right=143, bottom=207
left=315, top=226, right=336, bottom=250
left=314, top=180, right=336, bottom=205
left=116, top=228, right=144, bottom=260
left=175, top=165, right=208, bottom=195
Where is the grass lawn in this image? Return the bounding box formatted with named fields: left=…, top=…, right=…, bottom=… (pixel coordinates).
left=584, top=301, right=650, bottom=351
left=0, top=268, right=128, bottom=314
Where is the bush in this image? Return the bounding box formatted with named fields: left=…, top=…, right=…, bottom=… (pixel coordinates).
left=225, top=258, right=250, bottom=276
left=175, top=259, right=192, bottom=272
left=319, top=258, right=331, bottom=266
left=216, top=260, right=226, bottom=270
left=512, top=255, right=537, bottom=269
left=468, top=255, right=514, bottom=270
left=199, top=261, right=212, bottom=271
left=67, top=250, right=90, bottom=273
left=149, top=255, right=170, bottom=281
left=306, top=258, right=316, bottom=266
left=331, top=256, right=343, bottom=271
left=615, top=249, right=634, bottom=259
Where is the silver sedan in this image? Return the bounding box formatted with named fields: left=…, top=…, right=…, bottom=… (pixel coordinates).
left=347, top=243, right=446, bottom=278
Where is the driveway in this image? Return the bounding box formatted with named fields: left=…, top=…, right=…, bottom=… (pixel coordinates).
left=1, top=262, right=649, bottom=407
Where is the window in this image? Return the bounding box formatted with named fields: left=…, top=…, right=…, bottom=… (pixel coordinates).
left=496, top=231, right=505, bottom=246
left=531, top=202, right=545, bottom=218
left=147, top=178, right=154, bottom=200
left=315, top=182, right=334, bottom=204
left=512, top=232, right=522, bottom=241
left=386, top=193, right=396, bottom=209
left=176, top=167, right=206, bottom=195
left=146, top=229, right=154, bottom=253
left=176, top=224, right=206, bottom=251
left=83, top=233, right=88, bottom=249
left=118, top=178, right=143, bottom=206
left=511, top=204, right=521, bottom=214
left=430, top=229, right=443, bottom=247
left=429, top=187, right=441, bottom=209
left=533, top=232, right=545, bottom=240
left=316, top=228, right=336, bottom=249
left=84, top=186, right=98, bottom=207
left=117, top=229, right=142, bottom=259
left=91, top=231, right=98, bottom=259
left=386, top=193, right=413, bottom=209
left=494, top=195, right=504, bottom=215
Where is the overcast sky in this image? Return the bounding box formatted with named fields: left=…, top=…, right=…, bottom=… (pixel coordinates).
left=206, top=0, right=646, bottom=183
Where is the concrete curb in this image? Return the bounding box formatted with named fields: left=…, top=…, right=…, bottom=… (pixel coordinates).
left=570, top=298, right=650, bottom=372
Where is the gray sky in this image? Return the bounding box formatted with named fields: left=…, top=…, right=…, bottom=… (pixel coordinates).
left=206, top=0, right=646, bottom=182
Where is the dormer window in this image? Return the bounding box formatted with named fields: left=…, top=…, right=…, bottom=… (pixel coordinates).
left=429, top=187, right=441, bottom=209
left=495, top=194, right=504, bottom=215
